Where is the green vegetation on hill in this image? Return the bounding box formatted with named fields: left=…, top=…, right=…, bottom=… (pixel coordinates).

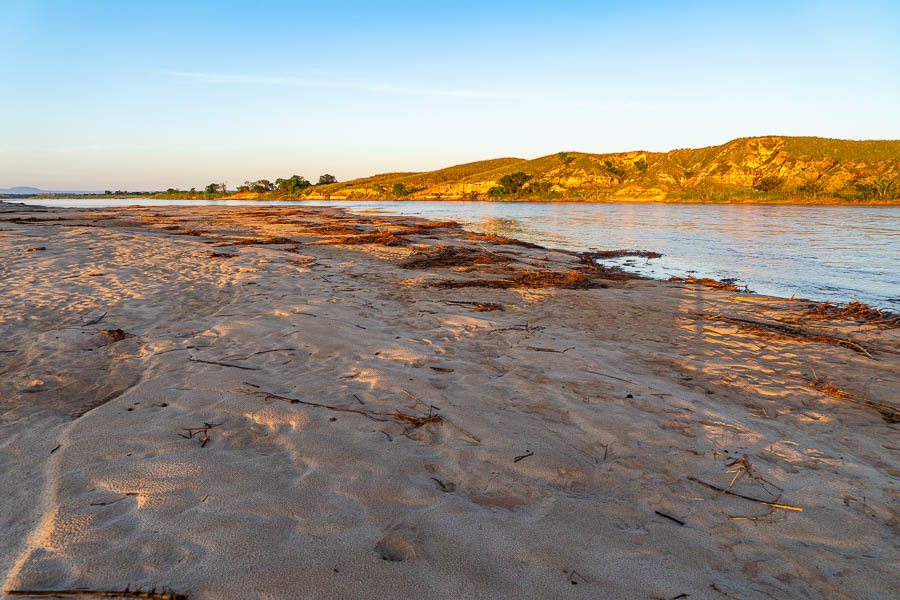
left=272, top=136, right=900, bottom=204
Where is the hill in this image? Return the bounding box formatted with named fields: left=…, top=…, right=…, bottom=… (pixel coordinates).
left=280, top=136, right=900, bottom=204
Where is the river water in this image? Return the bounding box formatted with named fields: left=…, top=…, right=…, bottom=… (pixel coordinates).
left=22, top=199, right=900, bottom=310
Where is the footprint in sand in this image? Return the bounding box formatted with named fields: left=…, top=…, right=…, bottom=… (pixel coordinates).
left=374, top=534, right=423, bottom=562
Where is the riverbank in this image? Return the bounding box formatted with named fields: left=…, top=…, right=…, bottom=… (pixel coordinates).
left=1, top=201, right=898, bottom=599
left=14, top=194, right=900, bottom=206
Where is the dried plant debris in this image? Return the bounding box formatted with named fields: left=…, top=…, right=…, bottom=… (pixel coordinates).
left=317, top=230, right=410, bottom=247
left=443, top=300, right=504, bottom=311
left=297, top=223, right=362, bottom=235
left=178, top=422, right=223, bottom=447
left=434, top=269, right=597, bottom=290
left=669, top=276, right=742, bottom=291
left=688, top=476, right=803, bottom=512
left=466, top=232, right=546, bottom=249
left=226, top=236, right=296, bottom=246
left=805, top=301, right=900, bottom=327
left=809, top=376, right=899, bottom=422
left=402, top=246, right=509, bottom=269
left=4, top=586, right=189, bottom=599
left=689, top=313, right=876, bottom=357
left=580, top=249, right=662, bottom=260
left=100, top=329, right=127, bottom=343
left=242, top=386, right=480, bottom=443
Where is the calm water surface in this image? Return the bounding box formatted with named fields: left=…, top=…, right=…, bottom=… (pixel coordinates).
left=27, top=199, right=900, bottom=310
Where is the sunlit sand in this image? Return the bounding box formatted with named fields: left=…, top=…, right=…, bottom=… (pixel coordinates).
left=1, top=201, right=897, bottom=599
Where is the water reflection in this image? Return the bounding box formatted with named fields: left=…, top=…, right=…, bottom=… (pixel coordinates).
left=25, top=198, right=900, bottom=309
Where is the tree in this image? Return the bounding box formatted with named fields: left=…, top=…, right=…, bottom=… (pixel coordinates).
left=872, top=177, right=897, bottom=199
left=205, top=183, right=218, bottom=194
left=317, top=174, right=337, bottom=185
left=603, top=160, right=624, bottom=179
left=634, top=159, right=648, bottom=172
left=753, top=176, right=782, bottom=192
left=276, top=175, right=311, bottom=195
left=392, top=183, right=410, bottom=197
left=496, top=172, right=530, bottom=195
left=247, top=179, right=275, bottom=193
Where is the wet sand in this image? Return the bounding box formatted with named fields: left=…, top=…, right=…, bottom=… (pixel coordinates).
left=1, top=201, right=898, bottom=599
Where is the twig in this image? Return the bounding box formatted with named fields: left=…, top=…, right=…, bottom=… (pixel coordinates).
left=710, top=583, right=742, bottom=600
left=153, top=345, right=210, bottom=356
left=526, top=346, right=575, bottom=353
left=178, top=422, right=223, bottom=447
left=90, top=493, right=137, bottom=506
left=688, top=477, right=803, bottom=511
left=245, top=388, right=480, bottom=443
left=513, top=451, right=534, bottom=463
left=188, top=358, right=259, bottom=371
left=81, top=311, right=107, bottom=326
left=654, top=510, right=685, bottom=526
left=220, top=348, right=297, bottom=360
left=808, top=376, right=898, bottom=421
left=585, top=370, right=636, bottom=384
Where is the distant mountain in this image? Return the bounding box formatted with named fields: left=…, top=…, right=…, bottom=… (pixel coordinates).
left=0, top=186, right=102, bottom=195
left=0, top=186, right=44, bottom=194
left=262, top=136, right=899, bottom=203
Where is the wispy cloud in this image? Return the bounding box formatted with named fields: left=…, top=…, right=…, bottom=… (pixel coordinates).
left=53, top=144, right=104, bottom=154
left=170, top=71, right=503, bottom=99
left=169, top=71, right=641, bottom=110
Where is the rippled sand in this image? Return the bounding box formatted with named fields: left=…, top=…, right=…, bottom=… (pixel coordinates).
left=1, top=201, right=898, bottom=599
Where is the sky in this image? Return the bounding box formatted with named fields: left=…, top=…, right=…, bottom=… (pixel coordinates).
left=2, top=0, right=899, bottom=190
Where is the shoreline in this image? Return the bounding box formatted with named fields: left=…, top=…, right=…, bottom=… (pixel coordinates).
left=8, top=196, right=900, bottom=206
left=1, top=201, right=898, bottom=599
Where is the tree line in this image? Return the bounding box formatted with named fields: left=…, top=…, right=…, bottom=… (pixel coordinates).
left=233, top=174, right=337, bottom=195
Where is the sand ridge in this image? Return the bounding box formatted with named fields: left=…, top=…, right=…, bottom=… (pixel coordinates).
left=1, top=201, right=898, bottom=599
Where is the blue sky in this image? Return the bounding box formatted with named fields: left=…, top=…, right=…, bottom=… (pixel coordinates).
left=2, top=1, right=899, bottom=190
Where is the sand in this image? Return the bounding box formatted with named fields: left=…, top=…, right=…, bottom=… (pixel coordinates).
left=0, top=200, right=897, bottom=599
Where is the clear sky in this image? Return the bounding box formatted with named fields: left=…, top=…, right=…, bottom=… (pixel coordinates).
left=2, top=0, right=899, bottom=190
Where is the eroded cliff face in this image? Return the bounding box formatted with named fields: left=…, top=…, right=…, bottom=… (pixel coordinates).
left=301, top=136, right=900, bottom=201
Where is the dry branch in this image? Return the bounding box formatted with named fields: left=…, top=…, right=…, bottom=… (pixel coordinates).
left=688, top=312, right=875, bottom=358
left=188, top=358, right=259, bottom=371
left=809, top=376, right=899, bottom=422
left=244, top=388, right=480, bottom=443
left=178, top=422, right=222, bottom=448
left=688, top=477, right=803, bottom=511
